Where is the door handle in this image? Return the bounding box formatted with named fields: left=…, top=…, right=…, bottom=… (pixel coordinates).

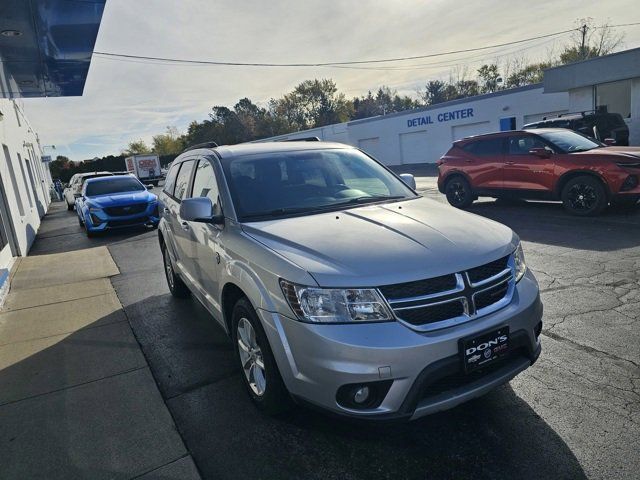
left=180, top=221, right=189, bottom=231
left=465, top=159, right=473, bottom=163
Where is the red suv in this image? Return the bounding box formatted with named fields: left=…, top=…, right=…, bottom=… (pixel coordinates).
left=437, top=129, right=640, bottom=216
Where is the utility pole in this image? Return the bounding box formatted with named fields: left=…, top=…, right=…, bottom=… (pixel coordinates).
left=580, top=24, right=588, bottom=60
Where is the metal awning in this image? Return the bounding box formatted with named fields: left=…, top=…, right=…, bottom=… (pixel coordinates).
left=0, top=0, right=106, bottom=98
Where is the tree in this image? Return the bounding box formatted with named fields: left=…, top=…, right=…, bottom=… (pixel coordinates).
left=272, top=79, right=353, bottom=130
left=152, top=126, right=183, bottom=155
left=122, top=139, right=150, bottom=155
left=477, top=64, right=501, bottom=93
left=560, top=19, right=624, bottom=64
left=421, top=80, right=449, bottom=106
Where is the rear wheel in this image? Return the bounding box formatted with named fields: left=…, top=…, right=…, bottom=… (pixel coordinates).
left=66, top=199, right=73, bottom=211
left=445, top=176, right=474, bottom=208
left=232, top=297, right=292, bottom=415
left=162, top=243, right=190, bottom=298
left=561, top=176, right=607, bottom=216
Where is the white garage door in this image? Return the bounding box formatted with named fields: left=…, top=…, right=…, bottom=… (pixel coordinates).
left=399, top=130, right=429, bottom=164
left=451, top=121, right=492, bottom=142
left=358, top=137, right=380, bottom=158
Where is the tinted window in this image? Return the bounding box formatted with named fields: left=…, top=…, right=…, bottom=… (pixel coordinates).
left=163, top=163, right=180, bottom=196
left=463, top=138, right=503, bottom=156
left=191, top=160, right=220, bottom=207
left=86, top=177, right=145, bottom=196
left=507, top=135, right=547, bottom=155
left=174, top=160, right=195, bottom=200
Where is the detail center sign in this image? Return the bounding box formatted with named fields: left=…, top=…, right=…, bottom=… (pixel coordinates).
left=407, top=108, right=474, bottom=128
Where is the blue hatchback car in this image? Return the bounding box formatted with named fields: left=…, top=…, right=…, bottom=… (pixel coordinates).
left=76, top=175, right=160, bottom=236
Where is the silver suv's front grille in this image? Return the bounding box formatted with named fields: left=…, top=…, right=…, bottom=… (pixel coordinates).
left=378, top=255, right=514, bottom=331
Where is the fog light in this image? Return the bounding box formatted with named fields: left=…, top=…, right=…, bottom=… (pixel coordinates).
left=353, top=386, right=370, bottom=404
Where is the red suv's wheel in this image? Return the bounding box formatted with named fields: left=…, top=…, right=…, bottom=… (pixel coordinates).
left=561, top=176, right=607, bottom=216
left=445, top=176, right=474, bottom=208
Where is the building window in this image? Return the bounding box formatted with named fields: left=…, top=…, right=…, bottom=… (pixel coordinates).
left=2, top=146, right=25, bottom=216
left=16, top=153, right=34, bottom=208
left=596, top=80, right=631, bottom=118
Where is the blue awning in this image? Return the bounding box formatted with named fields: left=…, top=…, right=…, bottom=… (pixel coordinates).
left=0, top=0, right=106, bottom=98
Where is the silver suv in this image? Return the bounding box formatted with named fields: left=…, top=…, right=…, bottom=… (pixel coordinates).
left=158, top=141, right=542, bottom=421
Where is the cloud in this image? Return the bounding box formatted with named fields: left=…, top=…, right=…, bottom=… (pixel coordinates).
left=21, top=0, right=640, bottom=159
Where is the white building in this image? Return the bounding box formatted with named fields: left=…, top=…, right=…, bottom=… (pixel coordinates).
left=0, top=99, right=53, bottom=280
left=263, top=47, right=640, bottom=166
left=0, top=0, right=106, bottom=299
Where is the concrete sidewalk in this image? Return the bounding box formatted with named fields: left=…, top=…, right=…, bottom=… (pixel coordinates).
left=0, top=224, right=200, bottom=479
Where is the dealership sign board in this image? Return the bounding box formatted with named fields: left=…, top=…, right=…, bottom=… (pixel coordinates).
left=407, top=108, right=474, bottom=128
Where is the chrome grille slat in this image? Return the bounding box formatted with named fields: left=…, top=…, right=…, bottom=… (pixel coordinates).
left=379, top=255, right=515, bottom=332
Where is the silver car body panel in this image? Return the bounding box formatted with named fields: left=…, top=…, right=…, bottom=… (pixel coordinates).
left=158, top=142, right=542, bottom=419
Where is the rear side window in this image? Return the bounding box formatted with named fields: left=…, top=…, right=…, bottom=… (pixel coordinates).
left=191, top=160, right=220, bottom=207
left=173, top=160, right=196, bottom=200
left=163, top=163, right=180, bottom=196
left=463, top=138, right=503, bottom=156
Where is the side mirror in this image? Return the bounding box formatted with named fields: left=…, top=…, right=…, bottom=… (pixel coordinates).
left=146, top=184, right=154, bottom=190
left=399, top=173, right=417, bottom=190
left=603, top=138, right=616, bottom=146
left=180, top=197, right=224, bottom=225
left=529, top=147, right=551, bottom=159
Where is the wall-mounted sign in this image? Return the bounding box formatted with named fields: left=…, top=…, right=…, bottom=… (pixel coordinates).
left=407, top=108, right=474, bottom=128
left=41, top=155, right=52, bottom=163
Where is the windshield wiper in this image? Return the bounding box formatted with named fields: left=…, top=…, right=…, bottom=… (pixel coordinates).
left=338, top=195, right=406, bottom=205
left=242, top=196, right=407, bottom=221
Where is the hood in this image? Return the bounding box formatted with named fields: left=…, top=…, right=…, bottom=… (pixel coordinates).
left=87, top=190, right=156, bottom=207
left=573, top=146, right=640, bottom=163
left=241, top=197, right=517, bottom=288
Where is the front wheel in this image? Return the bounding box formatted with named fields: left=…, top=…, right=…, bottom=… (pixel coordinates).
left=232, top=297, right=292, bottom=415
left=561, top=176, right=607, bottom=216
left=445, top=176, right=474, bottom=208
left=162, top=244, right=190, bottom=298
left=66, top=199, right=74, bottom=211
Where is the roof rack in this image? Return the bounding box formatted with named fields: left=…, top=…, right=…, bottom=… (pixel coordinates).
left=279, top=136, right=321, bottom=142
left=182, top=141, right=219, bottom=153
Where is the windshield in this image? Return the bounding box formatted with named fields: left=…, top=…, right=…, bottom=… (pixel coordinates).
left=537, top=130, right=603, bottom=153
left=86, top=177, right=146, bottom=196
left=222, top=148, right=417, bottom=221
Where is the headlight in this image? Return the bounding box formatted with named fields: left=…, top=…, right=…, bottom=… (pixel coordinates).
left=280, top=280, right=393, bottom=323
left=513, top=243, right=527, bottom=282
left=87, top=203, right=102, bottom=213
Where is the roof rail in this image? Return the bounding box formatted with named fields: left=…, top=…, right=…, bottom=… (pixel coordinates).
left=279, top=136, right=321, bottom=142
left=182, top=141, right=219, bottom=153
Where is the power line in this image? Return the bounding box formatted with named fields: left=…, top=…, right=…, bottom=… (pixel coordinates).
left=93, top=22, right=640, bottom=68
left=94, top=28, right=581, bottom=67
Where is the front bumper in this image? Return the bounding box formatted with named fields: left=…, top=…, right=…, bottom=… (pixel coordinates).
left=84, top=205, right=160, bottom=232
left=259, top=269, right=542, bottom=421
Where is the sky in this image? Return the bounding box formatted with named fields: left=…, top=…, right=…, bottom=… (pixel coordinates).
left=21, top=0, right=640, bottom=160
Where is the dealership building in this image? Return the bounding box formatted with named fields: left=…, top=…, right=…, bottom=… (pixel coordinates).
left=0, top=0, right=105, bottom=299
left=264, top=47, right=640, bottom=165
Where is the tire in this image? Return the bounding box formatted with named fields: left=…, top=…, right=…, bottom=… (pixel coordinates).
left=66, top=199, right=73, bottom=211
left=445, top=176, right=474, bottom=208
left=561, top=175, right=607, bottom=216
left=232, top=297, right=292, bottom=415
left=78, top=215, right=84, bottom=227
left=162, top=243, right=190, bottom=298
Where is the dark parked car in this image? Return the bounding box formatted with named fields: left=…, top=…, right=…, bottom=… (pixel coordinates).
left=523, top=109, right=629, bottom=146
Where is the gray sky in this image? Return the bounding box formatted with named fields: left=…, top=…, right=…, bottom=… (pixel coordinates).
left=22, top=0, right=640, bottom=160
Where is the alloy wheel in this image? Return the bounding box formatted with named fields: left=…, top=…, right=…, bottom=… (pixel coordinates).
left=164, top=250, right=175, bottom=290
left=567, top=183, right=597, bottom=212
left=447, top=181, right=466, bottom=205
left=237, top=317, right=266, bottom=396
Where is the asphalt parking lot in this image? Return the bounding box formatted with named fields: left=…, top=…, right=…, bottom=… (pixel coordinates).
left=29, top=178, right=639, bottom=480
